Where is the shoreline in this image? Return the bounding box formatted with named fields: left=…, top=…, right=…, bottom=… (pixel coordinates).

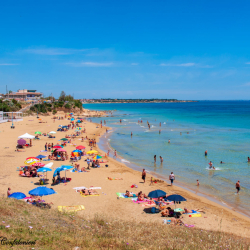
left=97, top=125, right=250, bottom=219
left=1, top=114, right=250, bottom=239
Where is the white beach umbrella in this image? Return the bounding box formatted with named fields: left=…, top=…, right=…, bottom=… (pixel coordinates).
left=18, top=133, right=35, bottom=139
left=44, top=162, right=53, bottom=168
left=49, top=131, right=56, bottom=134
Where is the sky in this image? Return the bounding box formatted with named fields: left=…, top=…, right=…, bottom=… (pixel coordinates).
left=0, top=0, right=250, bottom=100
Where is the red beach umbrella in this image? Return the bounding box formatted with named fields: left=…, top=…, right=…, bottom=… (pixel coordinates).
left=53, top=145, right=62, bottom=149
left=76, top=145, right=86, bottom=150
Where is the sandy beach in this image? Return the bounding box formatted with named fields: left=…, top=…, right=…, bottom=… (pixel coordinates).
left=1, top=112, right=250, bottom=239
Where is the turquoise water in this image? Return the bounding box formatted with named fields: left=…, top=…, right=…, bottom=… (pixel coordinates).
left=84, top=102, right=250, bottom=215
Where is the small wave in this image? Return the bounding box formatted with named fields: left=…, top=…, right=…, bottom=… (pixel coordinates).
left=108, top=139, right=111, bottom=141
left=144, top=130, right=150, bottom=132
left=171, top=129, right=173, bottom=131
left=205, top=167, right=221, bottom=171
left=163, top=122, right=166, bottom=124
left=151, top=125, right=155, bottom=127
left=140, top=126, right=145, bottom=128
left=123, top=119, right=128, bottom=121
left=121, top=159, right=130, bottom=163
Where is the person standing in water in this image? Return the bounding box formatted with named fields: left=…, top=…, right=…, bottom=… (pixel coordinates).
left=168, top=139, right=170, bottom=143
left=159, top=130, right=161, bottom=134
left=160, top=156, right=163, bottom=163
left=131, top=132, right=133, bottom=137
left=236, top=180, right=240, bottom=194
left=197, top=180, right=200, bottom=186
left=154, top=155, right=156, bottom=162
left=114, top=150, right=117, bottom=158
left=205, top=150, right=207, bottom=156
left=142, top=169, right=146, bottom=183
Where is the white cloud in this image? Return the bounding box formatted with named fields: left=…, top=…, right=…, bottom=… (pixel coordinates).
left=0, top=63, right=19, bottom=66
left=65, top=62, right=113, bottom=67
left=160, top=63, right=195, bottom=67
left=131, top=63, right=139, bottom=66
left=23, top=47, right=88, bottom=55
left=246, top=62, right=250, bottom=65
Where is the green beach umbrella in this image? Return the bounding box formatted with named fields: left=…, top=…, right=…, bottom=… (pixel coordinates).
left=60, top=138, right=68, bottom=141
left=35, top=131, right=42, bottom=135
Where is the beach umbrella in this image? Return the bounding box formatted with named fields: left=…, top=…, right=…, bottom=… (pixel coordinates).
left=36, top=155, right=47, bottom=159
left=8, top=192, right=26, bottom=200
left=35, top=131, right=42, bottom=135
left=148, top=189, right=167, bottom=198
left=44, top=162, right=53, bottom=168
left=166, top=194, right=186, bottom=202
left=93, top=155, right=102, bottom=160
left=76, top=127, right=81, bottom=130
left=53, top=145, right=62, bottom=149
left=37, top=167, right=52, bottom=173
left=18, top=133, right=35, bottom=139
left=87, top=150, right=98, bottom=154
left=77, top=120, right=81, bottom=123
left=17, top=139, right=26, bottom=145
left=60, top=138, right=68, bottom=141
left=62, top=126, right=68, bottom=128
left=70, top=113, right=73, bottom=115
left=49, top=131, right=56, bottom=134
left=76, top=145, right=85, bottom=150
left=57, top=148, right=66, bottom=152
left=72, top=149, right=82, bottom=153
left=28, top=187, right=55, bottom=196
left=25, top=159, right=39, bottom=165
left=71, top=118, right=75, bottom=121
left=26, top=157, right=39, bottom=161
left=32, top=162, right=45, bottom=167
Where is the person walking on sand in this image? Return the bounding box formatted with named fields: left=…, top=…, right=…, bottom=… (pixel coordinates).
left=45, top=142, right=47, bottom=151
left=87, top=157, right=90, bottom=169
left=236, top=180, right=240, bottom=194
left=142, top=169, right=146, bottom=183
left=169, top=172, right=175, bottom=186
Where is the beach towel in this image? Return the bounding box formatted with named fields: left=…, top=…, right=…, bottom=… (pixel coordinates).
left=107, top=178, right=123, bottom=180
left=73, top=187, right=101, bottom=191
left=116, top=192, right=137, bottom=198
left=58, top=205, right=85, bottom=212
left=80, top=193, right=99, bottom=197
left=189, top=213, right=201, bottom=218
left=132, top=199, right=151, bottom=203
left=174, top=208, right=184, bottom=212
left=141, top=203, right=156, bottom=207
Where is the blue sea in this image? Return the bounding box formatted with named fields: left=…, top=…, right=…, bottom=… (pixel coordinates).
left=83, top=101, right=250, bottom=216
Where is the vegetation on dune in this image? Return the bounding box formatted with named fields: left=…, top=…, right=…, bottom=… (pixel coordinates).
left=0, top=198, right=249, bottom=249
left=0, top=99, right=22, bottom=112
left=29, top=91, right=83, bottom=114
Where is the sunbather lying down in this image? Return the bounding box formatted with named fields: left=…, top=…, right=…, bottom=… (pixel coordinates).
left=80, top=189, right=98, bottom=195
left=108, top=177, right=123, bottom=180
left=164, top=218, right=184, bottom=226
left=183, top=208, right=204, bottom=214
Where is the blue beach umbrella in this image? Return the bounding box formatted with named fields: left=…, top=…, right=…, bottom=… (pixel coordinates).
left=29, top=187, right=55, bottom=196
left=36, top=155, right=47, bottom=159
left=148, top=189, right=166, bottom=198
left=166, top=194, right=186, bottom=202
left=77, top=120, right=81, bottom=123
left=8, top=192, right=26, bottom=200
left=71, top=118, right=75, bottom=121
left=62, top=126, right=68, bottom=128
left=53, top=165, right=73, bottom=177
left=37, top=167, right=52, bottom=173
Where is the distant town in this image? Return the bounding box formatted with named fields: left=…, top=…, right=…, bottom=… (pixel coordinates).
left=81, top=98, right=197, bottom=103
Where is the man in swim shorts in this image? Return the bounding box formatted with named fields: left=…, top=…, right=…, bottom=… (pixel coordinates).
left=142, top=169, right=146, bottom=183
left=236, top=180, right=240, bottom=194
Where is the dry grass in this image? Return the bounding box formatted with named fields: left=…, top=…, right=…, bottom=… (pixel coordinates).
left=0, top=198, right=250, bottom=249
